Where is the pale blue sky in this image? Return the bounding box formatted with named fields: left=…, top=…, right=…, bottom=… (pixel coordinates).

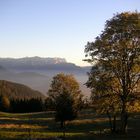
left=0, top=0, right=140, bottom=66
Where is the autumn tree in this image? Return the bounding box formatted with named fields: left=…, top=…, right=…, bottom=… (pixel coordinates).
left=85, top=12, right=140, bottom=133
left=0, top=96, right=10, bottom=112
left=47, top=73, right=83, bottom=129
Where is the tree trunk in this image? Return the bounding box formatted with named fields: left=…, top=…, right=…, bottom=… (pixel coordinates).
left=121, top=112, right=128, bottom=133
left=107, top=111, right=113, bottom=132
left=112, top=115, right=116, bottom=133
left=61, top=121, right=66, bottom=139
left=121, top=102, right=128, bottom=133
left=61, top=121, right=64, bottom=129
left=63, top=121, right=66, bottom=139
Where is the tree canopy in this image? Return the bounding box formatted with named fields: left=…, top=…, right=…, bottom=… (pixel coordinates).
left=85, top=12, right=140, bottom=133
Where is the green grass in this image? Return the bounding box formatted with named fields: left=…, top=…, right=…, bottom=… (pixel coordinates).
left=0, top=110, right=140, bottom=140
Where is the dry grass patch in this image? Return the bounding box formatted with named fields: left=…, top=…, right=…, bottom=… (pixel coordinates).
left=0, top=124, right=47, bottom=129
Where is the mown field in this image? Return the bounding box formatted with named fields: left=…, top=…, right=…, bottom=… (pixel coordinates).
left=0, top=109, right=140, bottom=140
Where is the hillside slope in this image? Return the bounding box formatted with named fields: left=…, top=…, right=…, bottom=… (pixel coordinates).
left=0, top=80, right=45, bottom=99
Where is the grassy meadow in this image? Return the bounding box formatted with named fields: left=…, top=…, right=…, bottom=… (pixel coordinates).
left=0, top=109, right=140, bottom=140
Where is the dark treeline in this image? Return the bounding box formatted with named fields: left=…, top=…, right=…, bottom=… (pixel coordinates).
left=0, top=95, right=46, bottom=113
left=10, top=98, right=45, bottom=113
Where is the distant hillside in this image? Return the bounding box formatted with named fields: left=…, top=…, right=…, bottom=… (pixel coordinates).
left=0, top=80, right=45, bottom=99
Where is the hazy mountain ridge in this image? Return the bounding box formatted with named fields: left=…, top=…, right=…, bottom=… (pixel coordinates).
left=0, top=65, right=7, bottom=72
left=0, top=70, right=51, bottom=95
left=0, top=80, right=45, bottom=99
left=0, top=56, right=67, bottom=67
left=0, top=57, right=87, bottom=74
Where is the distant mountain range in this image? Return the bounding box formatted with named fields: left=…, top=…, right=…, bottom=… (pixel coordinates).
left=0, top=56, right=67, bottom=65
left=0, top=57, right=91, bottom=97
left=0, top=57, right=90, bottom=74
left=0, top=80, right=45, bottom=99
